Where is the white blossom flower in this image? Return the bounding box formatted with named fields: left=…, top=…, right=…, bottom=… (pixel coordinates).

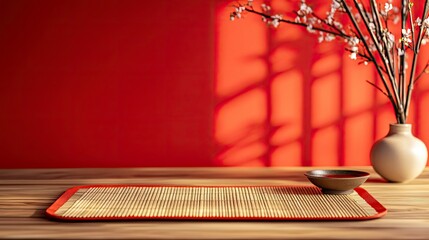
left=325, top=34, right=335, bottom=42
left=298, top=0, right=313, bottom=15
left=369, top=22, right=376, bottom=32
left=261, top=14, right=283, bottom=28
left=393, top=16, right=400, bottom=24
left=269, top=14, right=283, bottom=28
left=333, top=21, right=343, bottom=30
left=307, top=24, right=315, bottom=33
left=422, top=30, right=429, bottom=45
left=271, top=20, right=280, bottom=28
left=380, top=3, right=393, bottom=16
left=398, top=48, right=405, bottom=56
left=305, top=17, right=317, bottom=33
left=423, top=17, right=429, bottom=28
left=348, top=37, right=360, bottom=60
left=384, top=3, right=393, bottom=13
left=316, top=32, right=334, bottom=43
left=386, top=32, right=395, bottom=50
left=416, top=17, right=422, bottom=26
left=326, top=0, right=341, bottom=25
left=318, top=33, right=324, bottom=43
left=308, top=17, right=317, bottom=25
left=401, top=28, right=412, bottom=45
left=230, top=6, right=246, bottom=21
left=349, top=37, right=359, bottom=46
left=326, top=16, right=334, bottom=25
left=272, top=14, right=282, bottom=20
left=332, top=0, right=341, bottom=9
left=261, top=3, right=271, bottom=13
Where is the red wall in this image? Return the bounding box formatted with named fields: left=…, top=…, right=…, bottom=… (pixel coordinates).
left=0, top=0, right=215, bottom=168
left=1, top=0, right=429, bottom=168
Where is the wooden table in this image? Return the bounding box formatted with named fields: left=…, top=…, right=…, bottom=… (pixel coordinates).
left=1, top=167, right=428, bottom=239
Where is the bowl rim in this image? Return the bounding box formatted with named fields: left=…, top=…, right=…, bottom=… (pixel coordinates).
left=304, top=169, right=370, bottom=179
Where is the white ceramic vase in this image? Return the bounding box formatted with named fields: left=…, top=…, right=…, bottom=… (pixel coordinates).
left=370, top=123, right=427, bottom=183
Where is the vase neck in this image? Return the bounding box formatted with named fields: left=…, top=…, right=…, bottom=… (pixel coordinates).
left=389, top=123, right=412, bottom=134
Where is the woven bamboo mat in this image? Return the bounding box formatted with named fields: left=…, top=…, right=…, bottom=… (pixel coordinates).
left=46, top=186, right=386, bottom=221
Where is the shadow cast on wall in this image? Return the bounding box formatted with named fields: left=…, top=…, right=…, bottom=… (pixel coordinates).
left=214, top=0, right=429, bottom=167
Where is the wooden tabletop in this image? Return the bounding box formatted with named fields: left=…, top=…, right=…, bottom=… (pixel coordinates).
left=1, top=167, right=428, bottom=239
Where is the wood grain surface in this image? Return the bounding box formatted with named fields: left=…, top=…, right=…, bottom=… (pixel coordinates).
left=0, top=167, right=428, bottom=239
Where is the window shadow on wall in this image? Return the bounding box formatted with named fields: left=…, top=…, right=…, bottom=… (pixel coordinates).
left=214, top=0, right=429, bottom=167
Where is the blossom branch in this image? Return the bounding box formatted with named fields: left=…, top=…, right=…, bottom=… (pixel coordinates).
left=360, top=0, right=402, bottom=117
left=414, top=61, right=429, bottom=83
left=399, top=0, right=407, bottom=104
left=242, top=7, right=351, bottom=39
left=404, top=0, right=429, bottom=119
left=369, top=0, right=394, bottom=72
left=345, top=0, right=403, bottom=122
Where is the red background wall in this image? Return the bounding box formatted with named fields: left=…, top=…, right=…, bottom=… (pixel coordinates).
left=1, top=0, right=429, bottom=168
left=0, top=0, right=215, bottom=167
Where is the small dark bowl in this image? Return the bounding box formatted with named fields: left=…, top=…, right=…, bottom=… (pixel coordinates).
left=304, top=170, right=370, bottom=194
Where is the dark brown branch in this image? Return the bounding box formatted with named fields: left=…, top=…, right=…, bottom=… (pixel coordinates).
left=399, top=0, right=408, bottom=105
left=414, top=61, right=429, bottom=83
left=366, top=80, right=389, bottom=97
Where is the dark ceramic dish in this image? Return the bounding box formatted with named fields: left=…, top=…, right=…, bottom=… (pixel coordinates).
left=304, top=170, right=370, bottom=194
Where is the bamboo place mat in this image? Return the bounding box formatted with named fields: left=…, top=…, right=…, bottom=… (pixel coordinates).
left=46, top=185, right=386, bottom=221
